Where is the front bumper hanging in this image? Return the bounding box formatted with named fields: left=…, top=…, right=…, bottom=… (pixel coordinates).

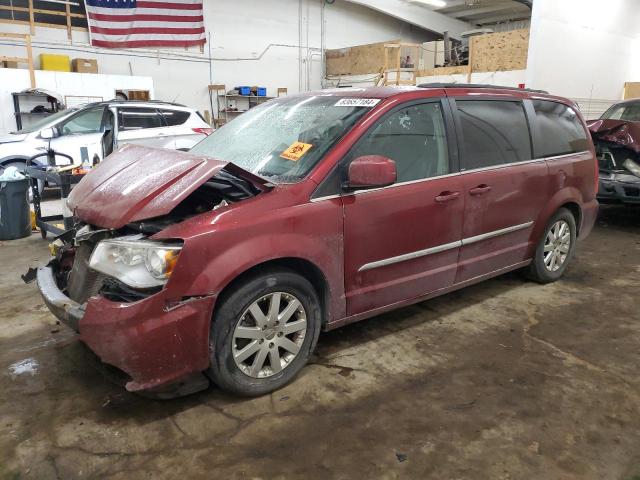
left=36, top=264, right=85, bottom=332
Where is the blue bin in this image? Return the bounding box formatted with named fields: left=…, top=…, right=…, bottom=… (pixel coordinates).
left=257, top=87, right=267, bottom=97
left=237, top=86, right=250, bottom=96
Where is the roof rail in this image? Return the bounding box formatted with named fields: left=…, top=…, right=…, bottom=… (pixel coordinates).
left=86, top=99, right=188, bottom=107
left=417, top=83, right=548, bottom=94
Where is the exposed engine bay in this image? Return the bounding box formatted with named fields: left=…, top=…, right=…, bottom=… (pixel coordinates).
left=50, top=167, right=264, bottom=305
left=588, top=118, right=640, bottom=204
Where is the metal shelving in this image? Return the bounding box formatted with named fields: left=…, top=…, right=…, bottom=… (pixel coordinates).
left=208, top=85, right=287, bottom=125
left=12, top=91, right=61, bottom=131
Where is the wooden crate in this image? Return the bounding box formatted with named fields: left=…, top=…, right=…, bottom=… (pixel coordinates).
left=470, top=29, right=529, bottom=72
left=326, top=40, right=398, bottom=76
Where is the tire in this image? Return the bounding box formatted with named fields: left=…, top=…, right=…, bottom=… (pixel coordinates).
left=207, top=268, right=322, bottom=396
left=526, top=207, right=577, bottom=284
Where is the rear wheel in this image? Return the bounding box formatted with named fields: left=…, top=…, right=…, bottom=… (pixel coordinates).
left=526, top=208, right=577, bottom=283
left=207, top=269, right=322, bottom=396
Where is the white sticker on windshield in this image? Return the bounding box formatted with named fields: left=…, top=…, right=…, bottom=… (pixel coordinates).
left=334, top=98, right=381, bottom=107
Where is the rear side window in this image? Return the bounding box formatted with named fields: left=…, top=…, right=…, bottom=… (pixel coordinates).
left=457, top=100, right=532, bottom=170
left=118, top=108, right=164, bottom=131
left=161, top=109, right=190, bottom=126
left=531, top=100, right=590, bottom=157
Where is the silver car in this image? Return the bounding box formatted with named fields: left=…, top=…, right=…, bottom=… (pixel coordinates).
left=0, top=100, right=212, bottom=188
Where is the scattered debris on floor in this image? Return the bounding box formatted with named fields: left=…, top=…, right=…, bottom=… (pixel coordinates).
left=8, top=358, right=39, bottom=378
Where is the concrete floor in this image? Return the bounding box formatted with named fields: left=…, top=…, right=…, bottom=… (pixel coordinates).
left=1, top=203, right=639, bottom=480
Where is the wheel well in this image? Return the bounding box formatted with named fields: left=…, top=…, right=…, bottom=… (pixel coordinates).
left=215, top=258, right=330, bottom=326
left=1, top=158, right=28, bottom=168
left=560, top=202, right=582, bottom=234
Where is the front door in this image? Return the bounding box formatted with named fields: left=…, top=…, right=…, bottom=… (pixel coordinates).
left=50, top=106, right=110, bottom=166
left=342, top=100, right=464, bottom=316
left=452, top=98, right=552, bottom=283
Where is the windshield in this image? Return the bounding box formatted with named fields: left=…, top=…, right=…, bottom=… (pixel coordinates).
left=600, top=102, right=640, bottom=121
left=15, top=108, right=78, bottom=134
left=190, top=95, right=375, bottom=182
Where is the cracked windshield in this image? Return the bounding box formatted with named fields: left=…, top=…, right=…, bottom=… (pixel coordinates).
left=190, top=95, right=375, bottom=182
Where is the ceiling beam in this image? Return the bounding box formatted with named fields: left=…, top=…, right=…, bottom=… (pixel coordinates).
left=469, top=11, right=531, bottom=24
left=449, top=4, right=519, bottom=18
left=342, top=0, right=474, bottom=39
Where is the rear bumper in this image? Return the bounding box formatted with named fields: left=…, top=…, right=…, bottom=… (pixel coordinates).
left=36, top=264, right=215, bottom=394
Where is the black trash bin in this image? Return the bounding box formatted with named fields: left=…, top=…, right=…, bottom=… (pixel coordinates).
left=0, top=178, right=31, bottom=240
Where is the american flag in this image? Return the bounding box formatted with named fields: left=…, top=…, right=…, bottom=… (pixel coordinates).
left=85, top=0, right=206, bottom=49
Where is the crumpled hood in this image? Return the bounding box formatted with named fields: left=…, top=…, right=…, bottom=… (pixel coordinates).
left=587, top=119, right=640, bottom=153
left=68, top=144, right=256, bottom=229
left=0, top=133, right=27, bottom=144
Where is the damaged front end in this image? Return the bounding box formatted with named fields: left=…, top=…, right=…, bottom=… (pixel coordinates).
left=588, top=119, right=640, bottom=204
left=34, top=145, right=272, bottom=396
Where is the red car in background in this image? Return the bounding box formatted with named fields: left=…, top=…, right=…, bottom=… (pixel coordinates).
left=588, top=98, right=640, bottom=204
left=36, top=84, right=599, bottom=397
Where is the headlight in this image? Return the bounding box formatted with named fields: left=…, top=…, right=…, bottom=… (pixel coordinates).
left=89, top=238, right=182, bottom=289
left=623, top=158, right=640, bottom=178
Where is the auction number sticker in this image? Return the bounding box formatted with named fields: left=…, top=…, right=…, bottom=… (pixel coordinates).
left=334, top=98, right=381, bottom=107
left=280, top=141, right=313, bottom=161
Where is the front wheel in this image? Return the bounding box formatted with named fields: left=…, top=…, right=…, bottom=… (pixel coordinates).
left=207, top=269, right=322, bottom=396
left=526, top=208, right=577, bottom=283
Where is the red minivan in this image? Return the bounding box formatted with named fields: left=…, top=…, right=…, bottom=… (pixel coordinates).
left=36, top=84, right=599, bottom=397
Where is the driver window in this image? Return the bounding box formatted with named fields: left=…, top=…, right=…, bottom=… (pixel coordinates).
left=59, top=107, right=105, bottom=136
left=349, top=102, right=449, bottom=183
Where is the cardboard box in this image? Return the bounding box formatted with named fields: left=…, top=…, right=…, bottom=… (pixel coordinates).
left=40, top=53, right=71, bottom=72
left=72, top=58, right=98, bottom=74
left=1, top=61, right=19, bottom=68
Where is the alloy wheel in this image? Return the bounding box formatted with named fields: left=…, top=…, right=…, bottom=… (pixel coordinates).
left=232, top=292, right=307, bottom=378
left=543, top=220, right=571, bottom=272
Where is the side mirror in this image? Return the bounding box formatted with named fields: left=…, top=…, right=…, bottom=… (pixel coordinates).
left=40, top=127, right=58, bottom=140
left=346, top=155, right=397, bottom=190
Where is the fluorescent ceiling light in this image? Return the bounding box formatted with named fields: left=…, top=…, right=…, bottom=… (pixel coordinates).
left=409, top=0, right=447, bottom=7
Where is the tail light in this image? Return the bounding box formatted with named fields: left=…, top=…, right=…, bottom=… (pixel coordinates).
left=192, top=127, right=213, bottom=136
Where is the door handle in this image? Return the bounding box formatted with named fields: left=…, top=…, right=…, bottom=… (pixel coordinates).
left=435, top=191, right=461, bottom=203
left=469, top=184, right=492, bottom=195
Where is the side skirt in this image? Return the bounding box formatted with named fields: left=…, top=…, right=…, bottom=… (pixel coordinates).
left=325, top=259, right=532, bottom=331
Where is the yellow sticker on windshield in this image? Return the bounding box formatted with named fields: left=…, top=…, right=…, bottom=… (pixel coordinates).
left=280, top=141, right=313, bottom=161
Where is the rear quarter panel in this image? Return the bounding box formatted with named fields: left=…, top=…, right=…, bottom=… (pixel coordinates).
left=526, top=95, right=598, bottom=245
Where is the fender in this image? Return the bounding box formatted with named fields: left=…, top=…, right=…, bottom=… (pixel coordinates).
left=529, top=185, right=584, bottom=255
left=160, top=199, right=346, bottom=324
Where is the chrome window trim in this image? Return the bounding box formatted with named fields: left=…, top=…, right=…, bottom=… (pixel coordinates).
left=310, top=172, right=461, bottom=203
left=309, top=150, right=590, bottom=203
left=358, top=221, right=534, bottom=272
left=460, top=150, right=590, bottom=174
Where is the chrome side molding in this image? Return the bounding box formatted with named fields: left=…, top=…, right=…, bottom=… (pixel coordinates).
left=358, top=240, right=460, bottom=272
left=461, top=221, right=533, bottom=246
left=358, top=221, right=534, bottom=272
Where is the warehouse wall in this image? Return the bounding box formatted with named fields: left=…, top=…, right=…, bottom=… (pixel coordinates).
left=0, top=0, right=435, bottom=124
left=0, top=70, right=153, bottom=134
left=526, top=0, right=640, bottom=117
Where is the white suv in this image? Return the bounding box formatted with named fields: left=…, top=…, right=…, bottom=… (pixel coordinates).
left=0, top=100, right=212, bottom=184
